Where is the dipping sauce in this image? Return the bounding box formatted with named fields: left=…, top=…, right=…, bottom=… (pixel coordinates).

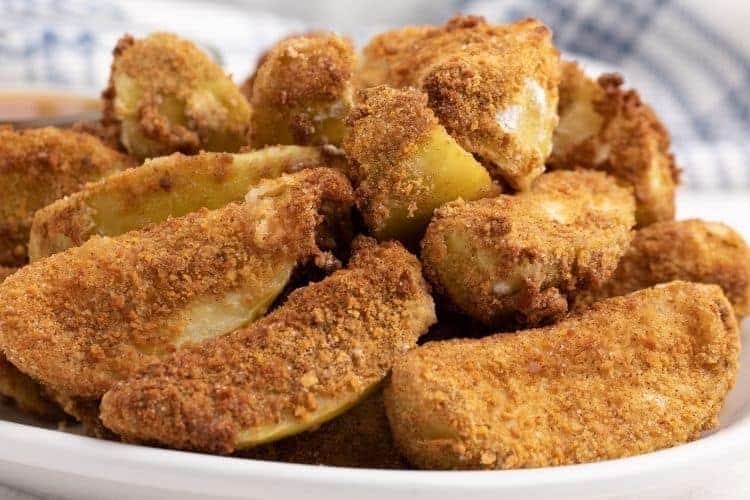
left=0, top=92, right=100, bottom=124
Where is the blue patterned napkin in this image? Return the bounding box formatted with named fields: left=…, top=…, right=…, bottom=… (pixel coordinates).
left=0, top=0, right=747, bottom=184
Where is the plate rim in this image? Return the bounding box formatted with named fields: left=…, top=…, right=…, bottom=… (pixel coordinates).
left=0, top=391, right=749, bottom=496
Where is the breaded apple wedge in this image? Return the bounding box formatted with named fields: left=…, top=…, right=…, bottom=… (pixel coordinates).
left=0, top=267, right=63, bottom=419
left=421, top=18, right=560, bottom=190
left=421, top=169, right=635, bottom=327
left=356, top=15, right=561, bottom=190
left=574, top=219, right=750, bottom=317
left=354, top=24, right=437, bottom=90
left=0, top=127, right=134, bottom=266
left=250, top=33, right=355, bottom=148
left=0, top=168, right=353, bottom=400
left=100, top=237, right=436, bottom=454
left=386, top=282, right=739, bottom=469
left=29, top=146, right=346, bottom=260
left=549, top=61, right=679, bottom=226
left=103, top=33, right=252, bottom=159
left=344, top=85, right=497, bottom=242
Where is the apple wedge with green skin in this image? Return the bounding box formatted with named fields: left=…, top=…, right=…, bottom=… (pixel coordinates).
left=29, top=145, right=346, bottom=261
left=0, top=168, right=354, bottom=402
left=100, top=237, right=436, bottom=454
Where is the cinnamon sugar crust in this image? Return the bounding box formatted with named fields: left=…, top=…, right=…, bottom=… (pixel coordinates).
left=357, top=15, right=507, bottom=89
left=103, top=33, right=252, bottom=159
left=0, top=267, right=64, bottom=419
left=250, top=33, right=355, bottom=147
left=0, top=168, right=354, bottom=400
left=386, top=282, right=740, bottom=469
left=345, top=86, right=438, bottom=182
left=100, top=237, right=436, bottom=454
left=421, top=169, right=635, bottom=327
left=29, top=146, right=347, bottom=260
left=574, top=219, right=750, bottom=317
left=356, top=15, right=561, bottom=189
left=549, top=61, right=679, bottom=226
left=344, top=85, right=496, bottom=241
left=0, top=126, right=134, bottom=266
left=421, top=20, right=560, bottom=190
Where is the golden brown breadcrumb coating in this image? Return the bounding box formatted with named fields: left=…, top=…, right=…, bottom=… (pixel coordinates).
left=549, top=61, right=679, bottom=226
left=245, top=390, right=408, bottom=469
left=0, top=126, right=134, bottom=266
left=386, top=282, right=739, bottom=470
left=100, top=237, right=436, bottom=454
left=343, top=85, right=497, bottom=242
left=356, top=15, right=561, bottom=190
left=71, top=119, right=123, bottom=151
left=421, top=19, right=560, bottom=190
left=250, top=33, right=355, bottom=147
left=421, top=169, right=635, bottom=327
left=103, top=33, right=252, bottom=159
left=240, top=31, right=332, bottom=102
left=0, top=267, right=64, bottom=419
left=30, top=146, right=347, bottom=260
left=0, top=168, right=354, bottom=400
left=355, top=25, right=438, bottom=89
left=575, top=219, right=750, bottom=316
left=357, top=15, right=504, bottom=88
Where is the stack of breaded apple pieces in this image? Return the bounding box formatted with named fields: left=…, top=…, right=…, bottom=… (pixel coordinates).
left=0, top=15, right=747, bottom=470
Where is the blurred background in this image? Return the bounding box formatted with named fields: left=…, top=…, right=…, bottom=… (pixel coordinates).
left=0, top=0, right=749, bottom=190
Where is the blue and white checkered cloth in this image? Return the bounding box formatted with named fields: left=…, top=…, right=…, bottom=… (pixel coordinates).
left=465, top=0, right=750, bottom=191
left=1, top=0, right=749, bottom=191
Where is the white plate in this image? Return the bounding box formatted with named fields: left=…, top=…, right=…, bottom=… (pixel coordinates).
left=0, top=192, right=749, bottom=500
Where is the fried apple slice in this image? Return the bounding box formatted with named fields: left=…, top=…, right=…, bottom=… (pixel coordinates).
left=0, top=127, right=134, bottom=266
left=0, top=168, right=353, bottom=400
left=103, top=33, right=252, bottom=159
left=250, top=33, right=355, bottom=148
left=0, top=267, right=63, bottom=419
left=575, top=219, right=750, bottom=317
left=344, top=85, right=497, bottom=242
left=421, top=170, right=635, bottom=327
left=421, top=18, right=560, bottom=190
left=548, top=61, right=679, bottom=226
left=355, top=15, right=560, bottom=190
left=356, top=15, right=510, bottom=89
left=386, top=282, right=739, bottom=469
left=100, top=237, right=436, bottom=454
left=354, top=25, right=437, bottom=89
left=29, top=146, right=346, bottom=260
